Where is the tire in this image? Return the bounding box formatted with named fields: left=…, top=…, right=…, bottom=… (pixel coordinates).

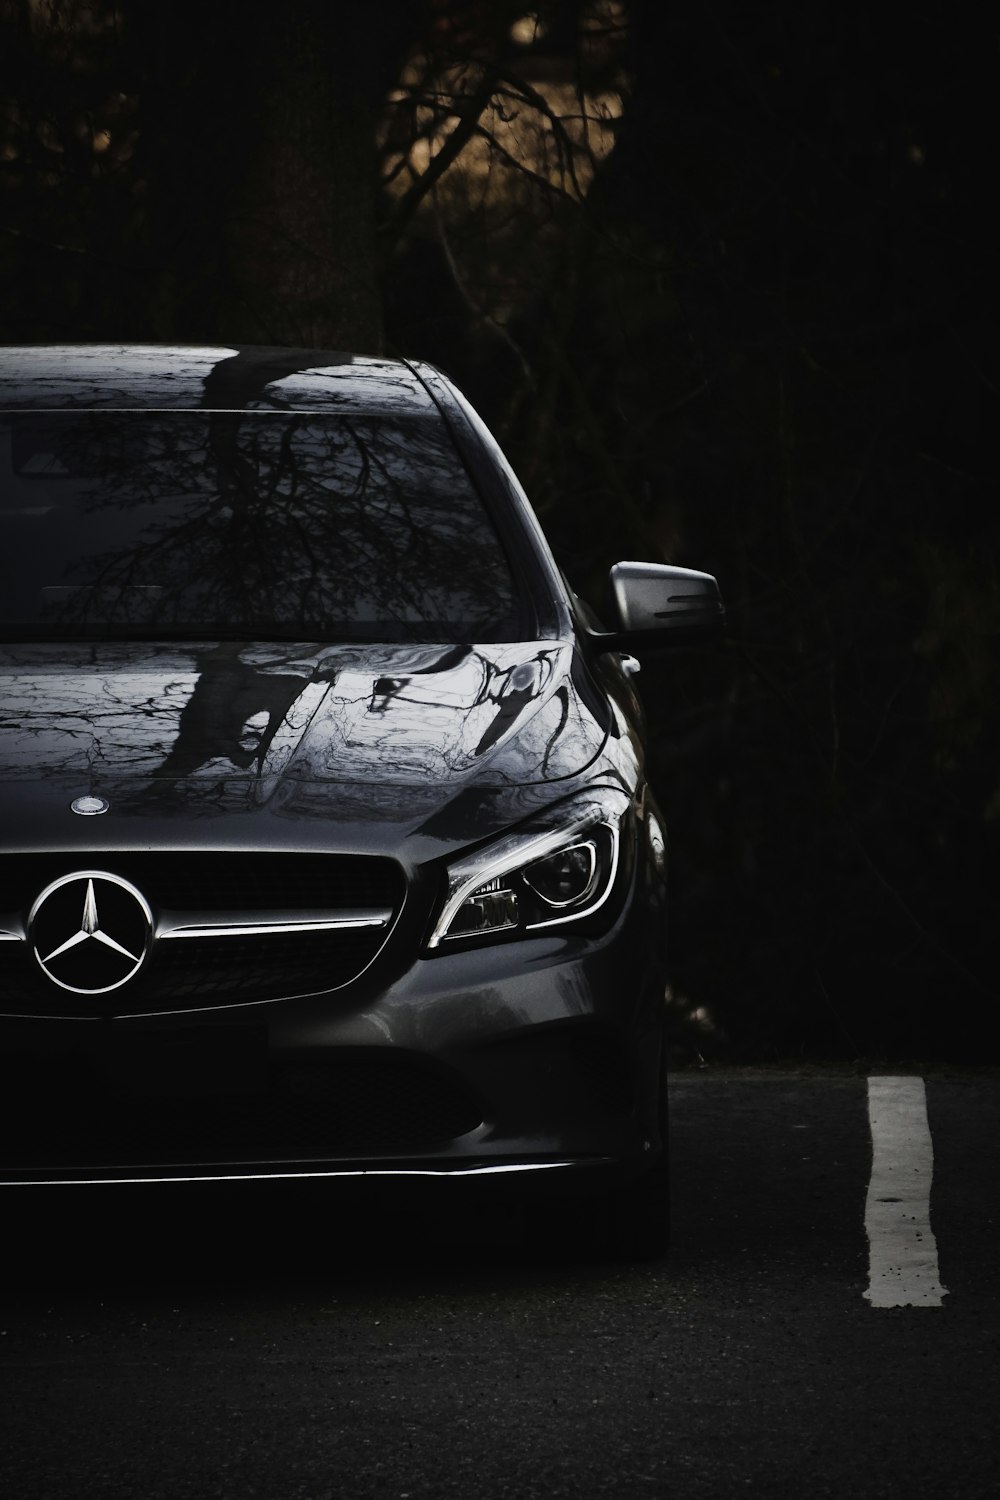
left=604, top=1146, right=670, bottom=1260
left=604, top=1046, right=671, bottom=1260
left=525, top=1055, right=670, bottom=1262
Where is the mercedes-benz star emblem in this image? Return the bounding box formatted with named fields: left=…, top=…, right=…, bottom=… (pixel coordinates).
left=71, top=796, right=110, bottom=816
left=29, top=872, right=152, bottom=994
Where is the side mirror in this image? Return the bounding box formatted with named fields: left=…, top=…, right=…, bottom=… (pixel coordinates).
left=596, top=562, right=725, bottom=651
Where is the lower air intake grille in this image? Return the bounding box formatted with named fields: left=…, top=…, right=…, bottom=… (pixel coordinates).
left=0, top=1047, right=483, bottom=1169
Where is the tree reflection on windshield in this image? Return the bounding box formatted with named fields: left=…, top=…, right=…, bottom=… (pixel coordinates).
left=0, top=412, right=524, bottom=642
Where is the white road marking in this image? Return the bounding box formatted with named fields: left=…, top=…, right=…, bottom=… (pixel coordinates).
left=865, top=1076, right=948, bottom=1307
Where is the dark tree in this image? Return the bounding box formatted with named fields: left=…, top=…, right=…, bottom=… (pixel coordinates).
left=0, top=0, right=420, bottom=346
left=565, top=0, right=999, bottom=1057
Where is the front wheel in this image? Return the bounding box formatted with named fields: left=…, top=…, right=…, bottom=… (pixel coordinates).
left=603, top=1145, right=670, bottom=1260
left=602, top=1041, right=671, bottom=1259
left=525, top=1148, right=670, bottom=1262
left=526, top=1064, right=670, bottom=1262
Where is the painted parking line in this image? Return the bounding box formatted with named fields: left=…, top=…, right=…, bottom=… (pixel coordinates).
left=864, top=1076, right=948, bottom=1308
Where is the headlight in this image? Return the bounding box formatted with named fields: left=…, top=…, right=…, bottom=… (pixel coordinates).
left=427, top=786, right=630, bottom=949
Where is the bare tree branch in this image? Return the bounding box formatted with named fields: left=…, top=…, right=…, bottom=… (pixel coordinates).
left=383, top=65, right=498, bottom=244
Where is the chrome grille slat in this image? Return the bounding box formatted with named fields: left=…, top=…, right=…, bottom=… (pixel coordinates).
left=158, top=907, right=392, bottom=939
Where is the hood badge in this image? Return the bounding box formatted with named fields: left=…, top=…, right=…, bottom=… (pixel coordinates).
left=29, top=872, right=152, bottom=994
left=71, top=795, right=110, bottom=816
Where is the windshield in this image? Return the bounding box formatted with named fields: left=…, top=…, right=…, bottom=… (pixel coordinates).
left=0, top=411, right=526, bottom=642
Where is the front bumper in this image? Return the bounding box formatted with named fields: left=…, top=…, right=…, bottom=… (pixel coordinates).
left=0, top=899, right=666, bottom=1187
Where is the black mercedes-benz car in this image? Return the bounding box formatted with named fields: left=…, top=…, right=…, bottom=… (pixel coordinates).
left=0, top=345, right=723, bottom=1255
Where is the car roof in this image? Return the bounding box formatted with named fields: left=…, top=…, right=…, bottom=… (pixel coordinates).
left=0, top=345, right=441, bottom=414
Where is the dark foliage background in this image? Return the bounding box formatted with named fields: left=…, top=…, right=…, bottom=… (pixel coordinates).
left=1, top=0, right=996, bottom=1060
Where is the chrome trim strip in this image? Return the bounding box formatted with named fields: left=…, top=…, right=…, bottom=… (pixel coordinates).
left=157, top=907, right=392, bottom=939
left=3, top=909, right=392, bottom=943
left=0, top=1160, right=610, bottom=1187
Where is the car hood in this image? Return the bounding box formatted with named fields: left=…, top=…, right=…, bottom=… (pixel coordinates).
left=0, top=640, right=613, bottom=849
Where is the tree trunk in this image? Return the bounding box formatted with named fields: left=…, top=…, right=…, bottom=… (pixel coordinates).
left=129, top=0, right=415, bottom=350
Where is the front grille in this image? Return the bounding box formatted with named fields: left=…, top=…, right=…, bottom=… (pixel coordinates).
left=0, top=852, right=405, bottom=1015
left=0, top=1047, right=483, bottom=1168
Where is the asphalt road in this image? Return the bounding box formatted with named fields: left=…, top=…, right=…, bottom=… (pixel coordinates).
left=3, top=1071, right=999, bottom=1499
